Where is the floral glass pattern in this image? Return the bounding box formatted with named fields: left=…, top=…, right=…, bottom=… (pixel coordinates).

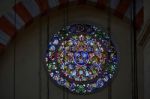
left=45, top=24, right=118, bottom=94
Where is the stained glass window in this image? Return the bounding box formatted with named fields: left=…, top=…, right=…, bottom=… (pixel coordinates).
left=45, top=24, right=118, bottom=94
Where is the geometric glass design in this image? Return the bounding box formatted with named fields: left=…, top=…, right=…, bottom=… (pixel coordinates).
left=45, top=24, right=119, bottom=94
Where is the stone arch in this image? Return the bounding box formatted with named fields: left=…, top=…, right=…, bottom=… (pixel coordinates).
left=0, top=0, right=143, bottom=52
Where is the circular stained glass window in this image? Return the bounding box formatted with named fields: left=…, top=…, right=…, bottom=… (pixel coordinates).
left=45, top=24, right=119, bottom=94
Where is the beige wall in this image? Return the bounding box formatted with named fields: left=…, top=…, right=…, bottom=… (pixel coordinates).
left=0, top=5, right=132, bottom=99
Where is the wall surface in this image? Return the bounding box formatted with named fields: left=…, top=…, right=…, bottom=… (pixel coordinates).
left=144, top=39, right=150, bottom=99
left=0, top=5, right=132, bottom=99
left=144, top=0, right=150, bottom=24
left=0, top=0, right=21, bottom=15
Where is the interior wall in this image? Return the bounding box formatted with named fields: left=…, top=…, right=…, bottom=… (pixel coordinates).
left=0, top=5, right=132, bottom=99
left=144, top=0, right=150, bottom=24
left=144, top=39, right=150, bottom=99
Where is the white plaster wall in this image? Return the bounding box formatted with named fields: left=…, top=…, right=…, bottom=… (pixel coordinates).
left=0, top=5, right=132, bottom=99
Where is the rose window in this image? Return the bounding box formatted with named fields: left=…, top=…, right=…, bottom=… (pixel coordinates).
left=45, top=24, right=118, bottom=94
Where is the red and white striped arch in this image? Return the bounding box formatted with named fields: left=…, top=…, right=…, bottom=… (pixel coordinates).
left=0, top=0, right=144, bottom=53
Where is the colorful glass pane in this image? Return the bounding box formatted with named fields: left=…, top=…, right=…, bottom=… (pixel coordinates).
left=45, top=24, right=118, bottom=94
